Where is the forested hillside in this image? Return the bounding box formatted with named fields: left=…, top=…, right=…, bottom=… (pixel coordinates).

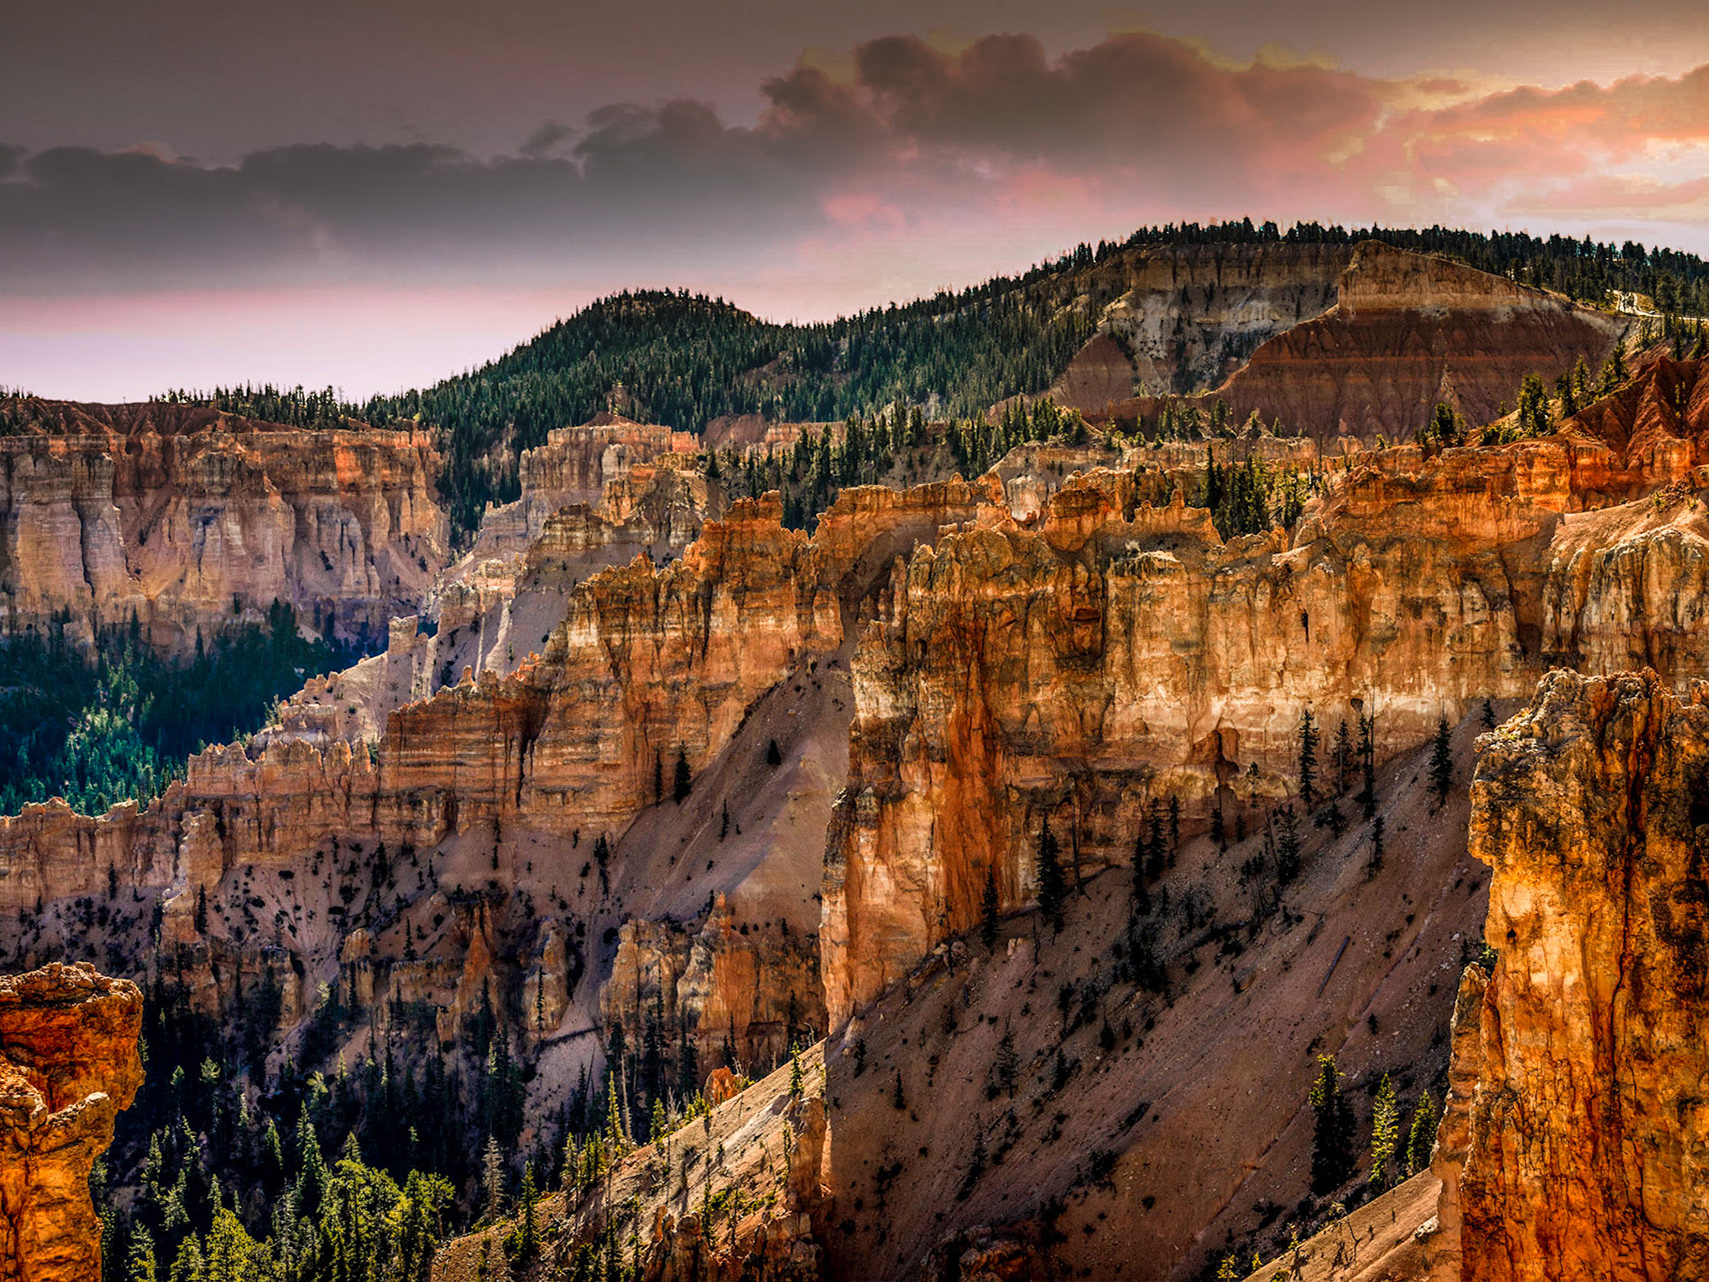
left=161, top=220, right=1709, bottom=539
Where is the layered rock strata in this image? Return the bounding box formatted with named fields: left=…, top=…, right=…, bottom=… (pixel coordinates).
left=825, top=362, right=1709, bottom=1021
left=1101, top=241, right=1625, bottom=441
left=0, top=399, right=447, bottom=649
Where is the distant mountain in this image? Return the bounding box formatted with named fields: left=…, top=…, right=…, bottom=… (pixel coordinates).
left=171, top=220, right=1709, bottom=534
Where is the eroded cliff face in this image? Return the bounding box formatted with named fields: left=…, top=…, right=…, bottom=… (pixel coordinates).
left=1098, top=242, right=1625, bottom=442
left=602, top=896, right=823, bottom=1073
left=1455, top=670, right=1709, bottom=1282
left=0, top=475, right=992, bottom=1113
left=824, top=374, right=1709, bottom=1022
left=0, top=963, right=142, bottom=1282
left=1092, top=241, right=1355, bottom=398
left=0, top=399, right=448, bottom=650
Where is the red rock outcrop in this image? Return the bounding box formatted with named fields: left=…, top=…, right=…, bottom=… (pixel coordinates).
left=1106, top=241, right=1626, bottom=441
left=1452, top=670, right=1709, bottom=1281
left=0, top=399, right=447, bottom=650
left=0, top=963, right=143, bottom=1282
left=1101, top=242, right=1353, bottom=397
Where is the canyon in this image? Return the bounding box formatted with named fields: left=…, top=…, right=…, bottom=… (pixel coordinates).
left=2, top=241, right=1706, bottom=1281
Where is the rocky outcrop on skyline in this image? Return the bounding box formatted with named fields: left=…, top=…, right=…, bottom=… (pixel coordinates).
left=1060, top=241, right=1626, bottom=442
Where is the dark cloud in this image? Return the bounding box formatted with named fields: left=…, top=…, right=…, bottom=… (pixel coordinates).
left=3, top=31, right=1708, bottom=302
left=519, top=123, right=575, bottom=158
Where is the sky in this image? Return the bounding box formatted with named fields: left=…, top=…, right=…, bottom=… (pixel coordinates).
left=4, top=1, right=1709, bottom=401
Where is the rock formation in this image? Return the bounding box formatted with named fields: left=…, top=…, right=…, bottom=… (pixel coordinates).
left=0, top=399, right=447, bottom=650
left=601, top=895, right=823, bottom=1072
left=0, top=963, right=143, bottom=1282
left=1089, top=241, right=1624, bottom=441
left=1455, top=670, right=1709, bottom=1281
left=824, top=388, right=1709, bottom=1020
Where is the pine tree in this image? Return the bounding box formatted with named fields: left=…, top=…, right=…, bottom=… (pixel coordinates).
left=194, top=884, right=208, bottom=935
left=1430, top=715, right=1454, bottom=805
left=673, top=746, right=692, bottom=803
left=1358, top=711, right=1377, bottom=819
left=1572, top=353, right=1594, bottom=405
left=1275, top=806, right=1301, bottom=885
left=126, top=1227, right=158, bottom=1282
left=1516, top=373, right=1552, bottom=437
left=295, top=1104, right=327, bottom=1216
left=1366, top=814, right=1385, bottom=879
left=1297, top=709, right=1319, bottom=809
left=719, top=802, right=730, bottom=840
left=653, top=750, right=664, bottom=802
left=167, top=1236, right=201, bottom=1282
left=1143, top=799, right=1165, bottom=881
left=1209, top=805, right=1225, bottom=850
left=789, top=1045, right=804, bottom=1099
left=518, top=1163, right=540, bottom=1260
left=1167, top=794, right=1181, bottom=862
left=765, top=738, right=782, bottom=767
left=892, top=1070, right=906, bottom=1111
left=1481, top=697, right=1497, bottom=730
left=1324, top=798, right=1345, bottom=837
left=1335, top=718, right=1352, bottom=793
left=1309, top=1055, right=1357, bottom=1194
left=980, top=866, right=1001, bottom=949
left=1407, top=1091, right=1441, bottom=1175
left=1035, top=819, right=1067, bottom=931
left=482, top=1133, right=505, bottom=1222
left=1370, top=1073, right=1401, bottom=1188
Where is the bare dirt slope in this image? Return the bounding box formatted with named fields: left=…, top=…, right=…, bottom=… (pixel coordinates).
left=821, top=717, right=1491, bottom=1281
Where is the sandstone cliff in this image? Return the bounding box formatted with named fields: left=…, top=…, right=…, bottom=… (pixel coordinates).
left=0, top=963, right=142, bottom=1282
left=824, top=371, right=1709, bottom=1022
left=0, top=399, right=447, bottom=650
left=1455, top=670, right=1709, bottom=1281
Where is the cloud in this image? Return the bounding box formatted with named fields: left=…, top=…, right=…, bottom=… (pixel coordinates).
left=3, top=31, right=1708, bottom=305
left=519, top=122, right=574, bottom=157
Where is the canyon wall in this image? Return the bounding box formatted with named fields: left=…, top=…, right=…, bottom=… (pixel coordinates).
left=0, top=963, right=142, bottom=1282
left=0, top=478, right=993, bottom=1090
left=0, top=399, right=447, bottom=650
left=824, top=358, right=1709, bottom=1022
left=1455, top=669, right=1709, bottom=1282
